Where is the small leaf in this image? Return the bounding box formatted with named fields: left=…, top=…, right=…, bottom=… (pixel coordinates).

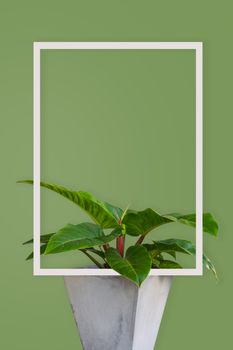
left=152, top=239, right=195, bottom=255
left=156, top=260, right=182, bottom=269
left=45, top=222, right=121, bottom=254
left=105, top=246, right=152, bottom=286
left=202, top=254, right=218, bottom=279
left=18, top=180, right=123, bottom=229
left=143, top=244, right=177, bottom=260
left=163, top=213, right=218, bottom=236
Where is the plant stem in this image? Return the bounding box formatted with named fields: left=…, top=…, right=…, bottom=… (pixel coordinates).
left=116, top=235, right=125, bottom=257
left=136, top=235, right=145, bottom=245
left=103, top=243, right=110, bottom=251
left=81, top=250, right=104, bottom=269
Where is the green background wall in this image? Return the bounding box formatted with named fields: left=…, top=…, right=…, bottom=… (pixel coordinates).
left=0, top=1, right=232, bottom=349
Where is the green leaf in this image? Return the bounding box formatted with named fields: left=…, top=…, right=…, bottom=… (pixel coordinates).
left=105, top=246, right=152, bottom=286
left=155, top=260, right=182, bottom=269
left=23, top=233, right=55, bottom=245
left=45, top=222, right=121, bottom=254
left=85, top=248, right=106, bottom=259
left=163, top=213, right=218, bottom=236
left=151, top=239, right=195, bottom=255
left=166, top=251, right=176, bottom=259
left=26, top=244, right=47, bottom=260
left=145, top=239, right=217, bottom=278
left=80, top=249, right=105, bottom=268
left=18, top=180, right=123, bottom=229
left=202, top=254, right=218, bottom=279
left=123, top=208, right=170, bottom=236
left=122, top=207, right=218, bottom=237
left=143, top=243, right=176, bottom=259
left=25, top=244, right=105, bottom=264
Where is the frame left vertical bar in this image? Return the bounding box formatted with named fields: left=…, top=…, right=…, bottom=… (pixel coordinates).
left=33, top=43, right=41, bottom=275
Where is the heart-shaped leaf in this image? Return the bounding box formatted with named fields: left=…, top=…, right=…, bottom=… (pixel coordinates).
left=105, top=246, right=152, bottom=286
left=45, top=222, right=121, bottom=254
left=18, top=180, right=123, bottom=229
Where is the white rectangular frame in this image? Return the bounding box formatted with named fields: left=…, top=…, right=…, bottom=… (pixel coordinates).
left=33, top=42, right=203, bottom=276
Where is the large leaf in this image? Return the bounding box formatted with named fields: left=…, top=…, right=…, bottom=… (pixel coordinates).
left=105, top=246, right=152, bottom=286
left=163, top=213, right=218, bottom=236
left=123, top=208, right=170, bottom=236
left=144, top=239, right=217, bottom=278
left=123, top=207, right=218, bottom=237
left=18, top=180, right=123, bottom=229
left=45, top=222, right=121, bottom=254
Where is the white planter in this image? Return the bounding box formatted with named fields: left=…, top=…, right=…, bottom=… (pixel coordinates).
left=64, top=275, right=172, bottom=350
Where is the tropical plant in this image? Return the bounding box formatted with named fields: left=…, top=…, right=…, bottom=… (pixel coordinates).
left=19, top=180, right=218, bottom=286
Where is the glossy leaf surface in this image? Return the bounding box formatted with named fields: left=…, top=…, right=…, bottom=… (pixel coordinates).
left=123, top=207, right=218, bottom=237
left=123, top=208, right=170, bottom=236
left=18, top=180, right=123, bottom=228
left=45, top=222, right=121, bottom=254
left=105, top=246, right=152, bottom=286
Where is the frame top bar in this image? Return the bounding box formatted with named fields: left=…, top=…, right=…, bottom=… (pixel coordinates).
left=34, top=41, right=202, bottom=50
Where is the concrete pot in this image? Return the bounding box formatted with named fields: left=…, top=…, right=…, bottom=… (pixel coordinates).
left=64, top=275, right=172, bottom=350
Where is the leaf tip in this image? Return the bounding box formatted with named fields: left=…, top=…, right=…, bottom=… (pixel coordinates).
left=17, top=179, right=33, bottom=185
left=44, top=245, right=52, bottom=255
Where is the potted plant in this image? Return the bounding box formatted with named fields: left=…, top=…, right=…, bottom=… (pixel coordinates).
left=19, top=180, right=218, bottom=350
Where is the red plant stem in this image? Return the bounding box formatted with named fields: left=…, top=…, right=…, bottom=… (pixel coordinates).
left=136, top=235, right=145, bottom=245
left=116, top=235, right=125, bottom=257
